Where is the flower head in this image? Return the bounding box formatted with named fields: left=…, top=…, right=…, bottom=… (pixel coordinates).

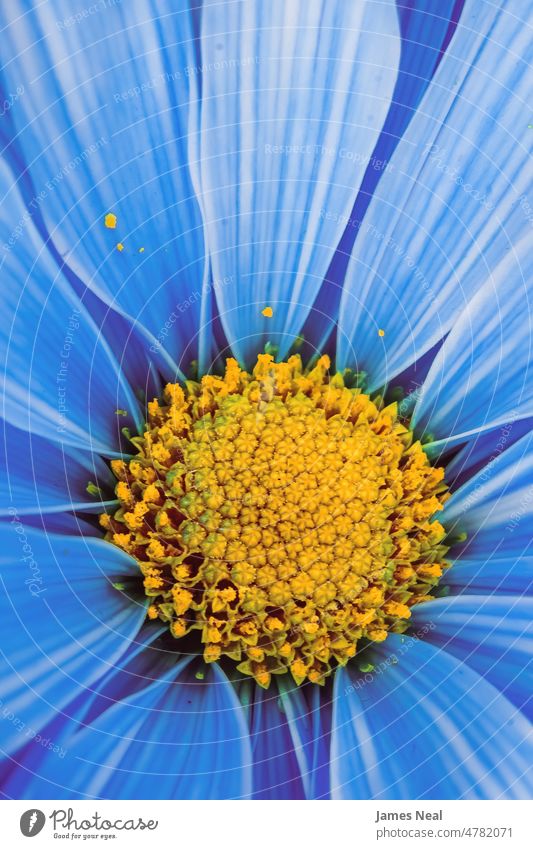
left=104, top=354, right=449, bottom=686
left=0, top=0, right=532, bottom=802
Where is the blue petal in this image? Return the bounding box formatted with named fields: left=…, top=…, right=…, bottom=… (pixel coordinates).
left=0, top=525, right=145, bottom=756
left=0, top=420, right=116, bottom=515
left=195, top=0, right=400, bottom=365
left=278, top=679, right=331, bottom=800
left=410, top=596, right=533, bottom=720
left=337, top=1, right=532, bottom=388
left=10, top=514, right=103, bottom=537
left=65, top=283, right=164, bottom=405
left=0, top=692, right=89, bottom=800
left=442, top=430, right=533, bottom=559
left=441, top=556, right=533, bottom=598
left=249, top=685, right=305, bottom=799
left=299, top=0, right=462, bottom=353
left=76, top=625, right=174, bottom=726
left=445, top=419, right=533, bottom=490
left=331, top=635, right=533, bottom=799
left=413, top=236, right=533, bottom=446
left=359, top=0, right=464, bottom=225
left=0, top=624, right=166, bottom=799
left=0, top=1, right=206, bottom=373
left=0, top=161, right=142, bottom=453
left=25, top=662, right=252, bottom=800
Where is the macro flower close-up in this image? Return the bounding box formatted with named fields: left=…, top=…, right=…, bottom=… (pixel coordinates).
left=0, top=0, right=532, bottom=804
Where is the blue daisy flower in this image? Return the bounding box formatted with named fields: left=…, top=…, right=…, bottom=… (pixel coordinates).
left=1, top=0, right=532, bottom=801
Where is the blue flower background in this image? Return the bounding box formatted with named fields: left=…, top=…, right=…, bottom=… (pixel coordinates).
left=1, top=0, right=532, bottom=799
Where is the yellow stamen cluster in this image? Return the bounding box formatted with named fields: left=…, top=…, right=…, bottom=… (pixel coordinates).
left=101, top=355, right=449, bottom=688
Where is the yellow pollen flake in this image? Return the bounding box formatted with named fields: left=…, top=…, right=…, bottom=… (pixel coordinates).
left=104, top=212, right=117, bottom=229
left=102, top=354, right=450, bottom=688
left=378, top=328, right=385, bottom=337
left=262, top=306, right=273, bottom=317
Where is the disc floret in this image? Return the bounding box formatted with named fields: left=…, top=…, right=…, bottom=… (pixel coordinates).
left=101, top=355, right=449, bottom=687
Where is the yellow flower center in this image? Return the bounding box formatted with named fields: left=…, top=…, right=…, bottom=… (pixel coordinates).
left=101, top=354, right=449, bottom=688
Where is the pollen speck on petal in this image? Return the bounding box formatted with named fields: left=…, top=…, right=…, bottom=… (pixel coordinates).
left=104, top=212, right=117, bottom=228
left=262, top=306, right=273, bottom=317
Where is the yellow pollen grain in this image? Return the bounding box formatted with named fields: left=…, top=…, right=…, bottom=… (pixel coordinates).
left=262, top=306, right=273, bottom=317
left=104, top=213, right=117, bottom=229
left=103, top=354, right=449, bottom=688
left=113, top=532, right=131, bottom=548
left=143, top=483, right=160, bottom=503
left=147, top=538, right=166, bottom=560
left=110, top=459, right=127, bottom=479
left=116, top=242, right=124, bottom=252
left=204, top=644, right=221, bottom=662
left=170, top=619, right=187, bottom=638
left=116, top=481, right=133, bottom=504
left=378, top=328, right=385, bottom=337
